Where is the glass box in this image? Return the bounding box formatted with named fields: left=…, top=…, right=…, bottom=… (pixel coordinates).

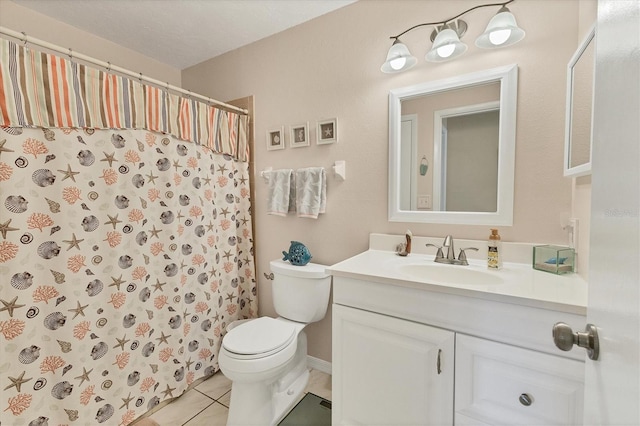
left=533, top=245, right=575, bottom=274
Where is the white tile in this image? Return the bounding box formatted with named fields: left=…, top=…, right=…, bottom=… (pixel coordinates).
left=305, top=369, right=332, bottom=401
left=195, top=371, right=232, bottom=400
left=148, top=388, right=213, bottom=425
left=183, top=401, right=229, bottom=426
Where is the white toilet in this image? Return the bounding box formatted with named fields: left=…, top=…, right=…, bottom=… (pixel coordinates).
left=219, top=259, right=331, bottom=426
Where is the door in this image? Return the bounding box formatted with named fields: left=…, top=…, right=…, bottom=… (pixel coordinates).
left=332, top=304, right=454, bottom=426
left=400, top=114, right=418, bottom=210
left=584, top=1, right=640, bottom=424
left=433, top=103, right=499, bottom=212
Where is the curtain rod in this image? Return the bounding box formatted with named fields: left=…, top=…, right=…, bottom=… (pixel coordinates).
left=0, top=26, right=249, bottom=116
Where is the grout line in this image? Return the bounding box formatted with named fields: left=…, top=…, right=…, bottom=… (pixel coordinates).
left=183, top=401, right=229, bottom=425
left=194, top=388, right=216, bottom=401
left=180, top=399, right=216, bottom=426
left=215, top=390, right=231, bottom=408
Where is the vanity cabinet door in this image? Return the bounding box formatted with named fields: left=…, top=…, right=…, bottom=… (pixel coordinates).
left=455, top=334, right=585, bottom=425
left=332, top=304, right=454, bottom=426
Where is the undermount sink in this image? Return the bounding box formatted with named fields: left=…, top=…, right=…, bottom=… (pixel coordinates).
left=397, top=263, right=504, bottom=286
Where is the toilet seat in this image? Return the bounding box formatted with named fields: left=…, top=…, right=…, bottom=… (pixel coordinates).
left=223, top=317, right=296, bottom=360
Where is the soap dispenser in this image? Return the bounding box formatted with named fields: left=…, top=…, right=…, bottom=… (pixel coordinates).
left=488, top=229, right=502, bottom=269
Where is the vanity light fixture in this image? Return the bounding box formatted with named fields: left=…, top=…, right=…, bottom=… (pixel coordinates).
left=381, top=0, right=525, bottom=73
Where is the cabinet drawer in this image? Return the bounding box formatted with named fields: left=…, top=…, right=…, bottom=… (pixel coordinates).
left=455, top=334, right=584, bottom=425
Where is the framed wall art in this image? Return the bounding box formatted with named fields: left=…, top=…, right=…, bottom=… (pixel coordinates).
left=266, top=126, right=285, bottom=151
left=317, top=118, right=338, bottom=145
left=290, top=122, right=310, bottom=148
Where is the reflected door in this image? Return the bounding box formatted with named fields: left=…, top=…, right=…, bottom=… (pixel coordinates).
left=400, top=114, right=417, bottom=210
left=443, top=110, right=499, bottom=212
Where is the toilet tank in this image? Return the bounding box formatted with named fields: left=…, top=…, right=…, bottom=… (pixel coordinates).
left=270, top=259, right=331, bottom=323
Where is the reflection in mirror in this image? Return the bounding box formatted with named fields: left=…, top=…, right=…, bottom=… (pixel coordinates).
left=564, top=25, right=595, bottom=177
left=389, top=64, right=518, bottom=225
left=437, top=106, right=500, bottom=212
left=402, top=83, right=500, bottom=212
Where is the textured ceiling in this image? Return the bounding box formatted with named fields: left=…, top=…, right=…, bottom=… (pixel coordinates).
left=13, top=0, right=356, bottom=69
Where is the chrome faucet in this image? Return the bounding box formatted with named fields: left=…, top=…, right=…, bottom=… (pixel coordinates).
left=426, top=235, right=478, bottom=266
left=443, top=235, right=455, bottom=261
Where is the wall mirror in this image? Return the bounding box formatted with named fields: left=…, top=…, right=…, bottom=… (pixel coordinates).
left=388, top=64, right=518, bottom=225
left=564, top=25, right=595, bottom=177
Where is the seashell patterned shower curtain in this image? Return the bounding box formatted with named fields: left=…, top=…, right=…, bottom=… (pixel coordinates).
left=0, top=39, right=256, bottom=425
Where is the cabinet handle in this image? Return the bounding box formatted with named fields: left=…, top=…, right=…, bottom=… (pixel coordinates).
left=437, top=349, right=442, bottom=375
left=519, top=393, right=533, bottom=406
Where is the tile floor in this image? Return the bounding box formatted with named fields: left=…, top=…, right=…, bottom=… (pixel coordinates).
left=134, top=369, right=331, bottom=425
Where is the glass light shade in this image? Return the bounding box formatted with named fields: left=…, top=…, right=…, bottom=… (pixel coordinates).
left=381, top=40, right=418, bottom=73
left=425, top=28, right=467, bottom=62
left=476, top=8, right=526, bottom=49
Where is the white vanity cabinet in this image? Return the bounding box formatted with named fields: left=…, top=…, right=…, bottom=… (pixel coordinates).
left=332, top=304, right=455, bottom=425
left=330, top=267, right=587, bottom=426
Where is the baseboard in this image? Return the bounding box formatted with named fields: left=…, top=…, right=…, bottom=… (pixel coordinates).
left=307, top=355, right=331, bottom=375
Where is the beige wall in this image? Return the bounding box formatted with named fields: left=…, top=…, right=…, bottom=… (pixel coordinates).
left=0, top=0, right=181, bottom=85
left=182, top=0, right=588, bottom=363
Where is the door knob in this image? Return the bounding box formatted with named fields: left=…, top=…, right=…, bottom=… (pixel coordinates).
left=552, top=322, right=599, bottom=360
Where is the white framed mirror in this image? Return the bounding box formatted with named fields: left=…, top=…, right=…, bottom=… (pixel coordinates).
left=389, top=64, right=518, bottom=225
left=564, top=25, right=596, bottom=177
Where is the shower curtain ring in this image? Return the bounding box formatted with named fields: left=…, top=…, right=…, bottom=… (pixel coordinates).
left=139, top=72, right=143, bottom=83
left=21, top=32, right=27, bottom=46
left=107, top=61, right=111, bottom=72
left=166, top=82, right=170, bottom=92
left=68, top=48, right=73, bottom=60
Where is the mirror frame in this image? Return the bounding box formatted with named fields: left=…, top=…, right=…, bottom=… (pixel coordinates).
left=564, top=25, right=596, bottom=178
left=388, top=64, right=518, bottom=225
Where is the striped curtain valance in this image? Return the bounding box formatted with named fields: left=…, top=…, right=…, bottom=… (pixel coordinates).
left=0, top=39, right=249, bottom=162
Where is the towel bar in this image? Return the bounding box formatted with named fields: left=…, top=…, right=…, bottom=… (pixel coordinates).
left=260, top=167, right=273, bottom=182
left=332, top=161, right=346, bottom=180
left=259, top=161, right=346, bottom=181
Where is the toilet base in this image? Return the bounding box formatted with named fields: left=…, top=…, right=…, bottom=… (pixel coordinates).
left=272, top=367, right=310, bottom=425
left=226, top=332, right=310, bottom=426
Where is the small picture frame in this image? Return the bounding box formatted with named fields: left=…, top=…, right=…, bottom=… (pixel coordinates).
left=317, top=118, right=338, bottom=145
left=290, top=122, right=310, bottom=148
left=266, top=126, right=285, bottom=151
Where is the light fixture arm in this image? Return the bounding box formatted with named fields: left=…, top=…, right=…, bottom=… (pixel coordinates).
left=389, top=0, right=514, bottom=40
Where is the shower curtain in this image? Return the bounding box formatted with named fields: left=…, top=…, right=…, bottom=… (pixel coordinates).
left=0, top=40, right=256, bottom=425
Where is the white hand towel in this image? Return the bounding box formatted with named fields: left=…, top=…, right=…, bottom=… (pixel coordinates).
left=295, top=167, right=326, bottom=219
left=265, top=169, right=295, bottom=216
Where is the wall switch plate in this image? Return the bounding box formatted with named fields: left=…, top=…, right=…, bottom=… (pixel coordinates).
left=417, top=195, right=431, bottom=209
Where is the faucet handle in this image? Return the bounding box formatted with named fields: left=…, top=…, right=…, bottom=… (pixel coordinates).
left=458, top=247, right=479, bottom=265
left=425, top=243, right=444, bottom=259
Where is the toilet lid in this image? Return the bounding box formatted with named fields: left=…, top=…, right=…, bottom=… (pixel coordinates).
left=223, top=317, right=296, bottom=356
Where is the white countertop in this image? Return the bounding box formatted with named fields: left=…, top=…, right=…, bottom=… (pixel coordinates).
left=328, top=249, right=587, bottom=315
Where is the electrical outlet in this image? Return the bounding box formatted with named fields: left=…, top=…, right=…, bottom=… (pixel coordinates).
left=417, top=195, right=431, bottom=209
